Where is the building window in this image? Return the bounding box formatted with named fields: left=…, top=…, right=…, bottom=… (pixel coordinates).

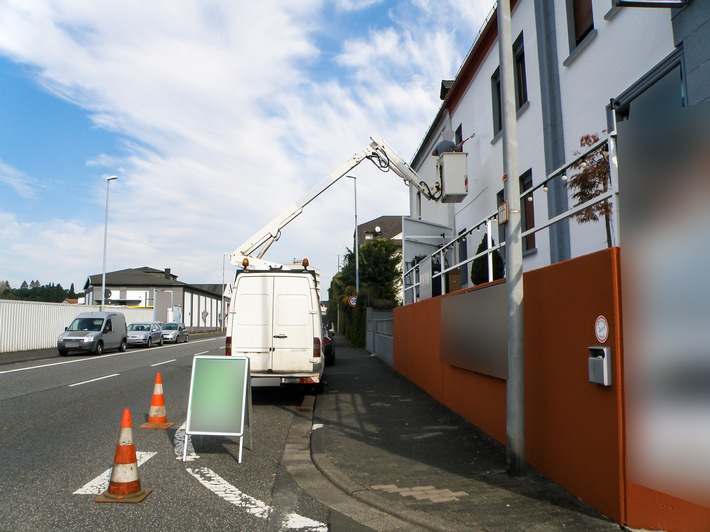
left=513, top=34, right=528, bottom=110
left=492, top=68, right=502, bottom=135
left=496, top=170, right=536, bottom=254
left=491, top=32, right=527, bottom=137
left=458, top=229, right=468, bottom=289
left=521, top=171, right=536, bottom=252
left=455, top=124, right=463, bottom=146
left=568, top=0, right=594, bottom=49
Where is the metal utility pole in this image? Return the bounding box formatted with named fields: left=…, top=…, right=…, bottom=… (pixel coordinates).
left=347, top=175, right=359, bottom=294
left=335, top=253, right=341, bottom=333
left=101, top=175, right=118, bottom=311
left=498, top=0, right=525, bottom=476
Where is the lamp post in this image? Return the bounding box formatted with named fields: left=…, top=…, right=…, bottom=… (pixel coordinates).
left=346, top=175, right=359, bottom=294
left=335, top=253, right=341, bottom=333
left=222, top=253, right=229, bottom=331
left=101, top=175, right=118, bottom=312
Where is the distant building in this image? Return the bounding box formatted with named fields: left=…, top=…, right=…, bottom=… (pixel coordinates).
left=83, top=266, right=226, bottom=329
left=355, top=215, right=403, bottom=247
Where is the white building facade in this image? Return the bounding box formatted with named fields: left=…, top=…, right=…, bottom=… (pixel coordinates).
left=403, top=0, right=680, bottom=299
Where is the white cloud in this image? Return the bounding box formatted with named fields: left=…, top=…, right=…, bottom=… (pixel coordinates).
left=0, top=161, right=42, bottom=198
left=0, top=0, right=494, bottom=291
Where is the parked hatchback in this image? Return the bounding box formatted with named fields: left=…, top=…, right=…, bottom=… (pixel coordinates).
left=161, top=322, right=188, bottom=343
left=127, top=322, right=164, bottom=348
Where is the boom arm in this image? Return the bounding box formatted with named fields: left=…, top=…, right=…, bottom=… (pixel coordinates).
left=230, top=138, right=445, bottom=269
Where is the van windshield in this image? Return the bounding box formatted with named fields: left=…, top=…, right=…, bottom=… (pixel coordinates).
left=68, top=318, right=104, bottom=331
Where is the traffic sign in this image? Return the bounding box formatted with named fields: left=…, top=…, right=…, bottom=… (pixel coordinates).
left=348, top=296, right=357, bottom=307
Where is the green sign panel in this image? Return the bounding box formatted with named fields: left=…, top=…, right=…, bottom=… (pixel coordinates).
left=183, top=355, right=252, bottom=462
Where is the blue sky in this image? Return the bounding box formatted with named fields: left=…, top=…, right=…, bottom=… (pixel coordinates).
left=0, top=0, right=494, bottom=294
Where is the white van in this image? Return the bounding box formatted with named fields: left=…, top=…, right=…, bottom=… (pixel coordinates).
left=57, top=311, right=128, bottom=356
left=225, top=268, right=324, bottom=392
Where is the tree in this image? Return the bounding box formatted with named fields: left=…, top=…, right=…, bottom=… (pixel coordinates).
left=327, top=238, right=401, bottom=347
left=0, top=279, right=77, bottom=303
left=567, top=133, right=613, bottom=247
left=471, top=234, right=504, bottom=285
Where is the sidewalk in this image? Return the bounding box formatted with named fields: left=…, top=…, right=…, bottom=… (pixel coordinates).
left=311, top=336, right=620, bottom=531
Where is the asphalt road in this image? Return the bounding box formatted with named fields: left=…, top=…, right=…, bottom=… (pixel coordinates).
left=0, top=337, right=330, bottom=531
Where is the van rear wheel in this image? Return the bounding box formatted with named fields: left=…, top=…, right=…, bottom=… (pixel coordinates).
left=119, top=339, right=127, bottom=352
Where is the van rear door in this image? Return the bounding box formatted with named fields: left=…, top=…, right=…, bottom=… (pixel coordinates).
left=271, top=276, right=314, bottom=372
left=231, top=275, right=272, bottom=371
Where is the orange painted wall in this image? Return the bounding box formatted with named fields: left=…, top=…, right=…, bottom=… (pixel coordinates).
left=393, top=296, right=443, bottom=401
left=523, top=248, right=625, bottom=523
left=394, top=247, right=710, bottom=528
left=626, top=482, right=710, bottom=532
left=394, top=248, right=625, bottom=522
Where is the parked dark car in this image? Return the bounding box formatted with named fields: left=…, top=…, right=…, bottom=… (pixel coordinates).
left=161, top=322, right=189, bottom=343
left=322, top=327, right=335, bottom=366
left=127, top=322, right=164, bottom=348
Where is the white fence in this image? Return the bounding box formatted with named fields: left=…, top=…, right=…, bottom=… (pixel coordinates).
left=366, top=308, right=394, bottom=366
left=0, top=300, right=153, bottom=353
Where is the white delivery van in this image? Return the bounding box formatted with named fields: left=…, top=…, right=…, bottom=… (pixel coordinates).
left=225, top=267, right=324, bottom=392
left=57, top=311, right=128, bottom=356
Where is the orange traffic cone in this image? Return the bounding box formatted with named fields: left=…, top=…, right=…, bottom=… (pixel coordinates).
left=140, top=372, right=174, bottom=429
left=94, top=408, right=152, bottom=503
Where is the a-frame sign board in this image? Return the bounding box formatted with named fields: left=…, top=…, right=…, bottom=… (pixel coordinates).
left=183, top=355, right=253, bottom=463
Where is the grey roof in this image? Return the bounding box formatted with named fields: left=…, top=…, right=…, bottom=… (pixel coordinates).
left=356, top=215, right=403, bottom=245
left=84, top=267, right=182, bottom=290
left=83, top=266, right=224, bottom=299
left=190, top=284, right=225, bottom=297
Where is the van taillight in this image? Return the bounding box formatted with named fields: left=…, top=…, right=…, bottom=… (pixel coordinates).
left=225, top=336, right=232, bottom=356
left=313, top=337, right=321, bottom=358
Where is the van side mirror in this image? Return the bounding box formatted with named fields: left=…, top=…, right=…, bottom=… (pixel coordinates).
left=64, top=326, right=68, bottom=331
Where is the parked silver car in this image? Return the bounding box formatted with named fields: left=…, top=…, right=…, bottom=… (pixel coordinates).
left=161, top=322, right=189, bottom=343
left=127, top=322, right=164, bottom=348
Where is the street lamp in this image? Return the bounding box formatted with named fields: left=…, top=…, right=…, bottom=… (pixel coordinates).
left=335, top=253, right=341, bottom=333
left=346, top=175, right=359, bottom=294
left=222, top=253, right=229, bottom=331
left=101, top=175, right=118, bottom=311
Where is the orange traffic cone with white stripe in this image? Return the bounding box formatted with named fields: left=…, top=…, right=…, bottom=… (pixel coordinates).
left=94, top=408, right=152, bottom=503
left=140, top=372, right=173, bottom=429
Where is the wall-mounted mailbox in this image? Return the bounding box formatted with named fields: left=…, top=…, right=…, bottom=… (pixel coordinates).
left=588, top=346, right=612, bottom=387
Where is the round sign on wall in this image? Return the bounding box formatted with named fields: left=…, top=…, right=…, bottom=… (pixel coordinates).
left=348, top=296, right=357, bottom=307
left=595, top=315, right=609, bottom=343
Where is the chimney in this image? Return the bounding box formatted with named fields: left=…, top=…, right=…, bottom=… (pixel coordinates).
left=164, top=268, right=171, bottom=280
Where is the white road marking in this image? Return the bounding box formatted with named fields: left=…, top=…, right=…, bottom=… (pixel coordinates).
left=193, top=350, right=209, bottom=356
left=151, top=358, right=176, bottom=366
left=186, top=467, right=326, bottom=531
left=73, top=451, right=156, bottom=494
left=0, top=337, right=219, bottom=375
left=186, top=467, right=270, bottom=518
left=281, top=513, right=328, bottom=531
left=68, top=373, right=120, bottom=387
left=173, top=422, right=199, bottom=461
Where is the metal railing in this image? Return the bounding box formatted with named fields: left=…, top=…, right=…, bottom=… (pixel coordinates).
left=403, top=133, right=619, bottom=303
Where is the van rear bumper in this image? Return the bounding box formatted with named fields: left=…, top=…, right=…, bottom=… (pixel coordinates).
left=251, top=374, right=322, bottom=387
